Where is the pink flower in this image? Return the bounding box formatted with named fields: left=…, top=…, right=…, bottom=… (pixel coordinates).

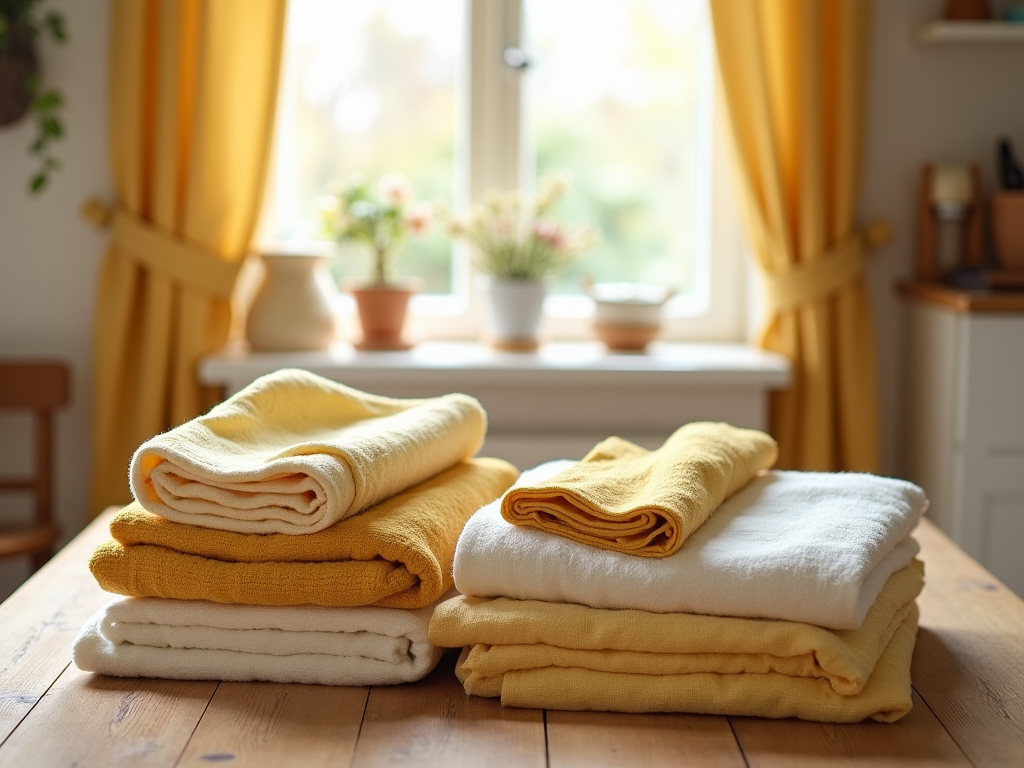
left=378, top=173, right=414, bottom=205
left=406, top=202, right=433, bottom=234
left=533, top=219, right=567, bottom=250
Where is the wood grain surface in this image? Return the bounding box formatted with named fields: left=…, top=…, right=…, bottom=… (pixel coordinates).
left=177, top=683, right=368, bottom=768
left=546, top=710, right=746, bottom=767
left=731, top=692, right=972, bottom=768
left=351, top=654, right=546, bottom=768
left=0, top=505, right=116, bottom=744
left=911, top=521, right=1024, bottom=768
left=1, top=511, right=1022, bottom=767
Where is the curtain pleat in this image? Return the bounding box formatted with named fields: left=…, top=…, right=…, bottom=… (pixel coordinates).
left=710, top=0, right=879, bottom=471
left=89, top=0, right=286, bottom=516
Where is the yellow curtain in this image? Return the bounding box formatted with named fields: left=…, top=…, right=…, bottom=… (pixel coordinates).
left=89, top=0, right=286, bottom=516
left=710, top=0, right=881, bottom=472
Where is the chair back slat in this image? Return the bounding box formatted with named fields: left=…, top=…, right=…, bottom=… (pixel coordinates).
left=0, top=363, right=69, bottom=409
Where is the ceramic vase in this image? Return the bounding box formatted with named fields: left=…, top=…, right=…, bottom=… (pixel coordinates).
left=485, top=278, right=546, bottom=352
left=348, top=282, right=418, bottom=351
left=245, top=253, right=338, bottom=352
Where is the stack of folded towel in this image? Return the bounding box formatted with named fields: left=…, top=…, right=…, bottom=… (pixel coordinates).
left=429, top=422, right=928, bottom=723
left=74, top=368, right=518, bottom=686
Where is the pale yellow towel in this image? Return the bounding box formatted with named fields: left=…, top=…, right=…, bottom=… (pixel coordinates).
left=490, top=611, right=918, bottom=723
left=500, top=422, right=778, bottom=557
left=92, top=458, right=517, bottom=609
left=130, top=368, right=488, bottom=534
left=429, top=561, right=922, bottom=722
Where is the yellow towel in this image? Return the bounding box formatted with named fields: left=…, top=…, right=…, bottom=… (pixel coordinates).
left=429, top=561, right=923, bottom=722
left=130, top=368, right=488, bottom=534
left=500, top=422, right=778, bottom=557
left=91, top=458, right=518, bottom=609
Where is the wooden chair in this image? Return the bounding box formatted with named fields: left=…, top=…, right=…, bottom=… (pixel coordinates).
left=0, top=362, right=69, bottom=572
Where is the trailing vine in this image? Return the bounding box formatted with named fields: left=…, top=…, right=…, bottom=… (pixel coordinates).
left=0, top=0, right=67, bottom=194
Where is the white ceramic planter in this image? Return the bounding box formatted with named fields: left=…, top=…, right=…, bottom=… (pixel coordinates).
left=245, top=253, right=338, bottom=352
left=484, top=278, right=546, bottom=351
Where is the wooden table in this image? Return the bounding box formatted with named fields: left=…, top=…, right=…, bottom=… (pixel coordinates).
left=1, top=512, right=1022, bottom=767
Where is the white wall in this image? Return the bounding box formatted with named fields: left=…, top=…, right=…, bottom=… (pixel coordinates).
left=860, top=0, right=1024, bottom=476
left=0, top=0, right=111, bottom=598
left=2, top=0, right=1023, bottom=599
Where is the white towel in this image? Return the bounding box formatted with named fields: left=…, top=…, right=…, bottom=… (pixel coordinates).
left=454, top=462, right=927, bottom=630
left=72, top=596, right=444, bottom=686
left=130, top=368, right=487, bottom=534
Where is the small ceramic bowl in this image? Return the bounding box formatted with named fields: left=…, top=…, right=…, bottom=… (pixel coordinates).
left=585, top=282, right=674, bottom=352
left=593, top=323, right=660, bottom=351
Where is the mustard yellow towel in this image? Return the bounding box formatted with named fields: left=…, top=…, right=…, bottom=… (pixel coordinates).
left=130, top=368, right=488, bottom=534
left=91, top=458, right=517, bottom=609
left=429, top=561, right=922, bottom=722
left=500, top=422, right=778, bottom=557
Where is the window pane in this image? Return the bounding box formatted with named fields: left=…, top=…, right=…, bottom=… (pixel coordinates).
left=272, top=0, right=465, bottom=294
left=525, top=0, right=708, bottom=297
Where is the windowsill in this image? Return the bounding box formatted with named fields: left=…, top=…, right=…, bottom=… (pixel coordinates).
left=198, top=340, right=790, bottom=466
left=200, top=339, right=790, bottom=391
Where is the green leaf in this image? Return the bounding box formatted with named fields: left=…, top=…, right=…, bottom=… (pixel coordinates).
left=43, top=11, right=67, bottom=43
left=35, top=90, right=61, bottom=111
left=29, top=173, right=48, bottom=194
left=42, top=116, right=61, bottom=137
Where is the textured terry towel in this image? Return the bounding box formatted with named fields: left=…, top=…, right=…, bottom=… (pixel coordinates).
left=500, top=422, right=778, bottom=557
left=429, top=561, right=923, bottom=722
left=130, top=368, right=488, bottom=534
left=458, top=461, right=927, bottom=629
left=74, top=595, right=444, bottom=685
left=91, top=458, right=517, bottom=609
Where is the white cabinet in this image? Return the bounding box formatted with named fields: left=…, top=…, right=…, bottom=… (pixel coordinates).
left=902, top=283, right=1024, bottom=597
left=199, top=341, right=790, bottom=471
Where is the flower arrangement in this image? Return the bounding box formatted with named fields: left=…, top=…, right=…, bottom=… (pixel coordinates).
left=448, top=175, right=597, bottom=280
left=320, top=173, right=432, bottom=286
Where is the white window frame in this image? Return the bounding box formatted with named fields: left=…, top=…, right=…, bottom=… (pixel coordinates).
left=257, top=0, right=749, bottom=344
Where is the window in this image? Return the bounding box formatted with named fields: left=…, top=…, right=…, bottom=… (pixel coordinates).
left=260, top=0, right=746, bottom=341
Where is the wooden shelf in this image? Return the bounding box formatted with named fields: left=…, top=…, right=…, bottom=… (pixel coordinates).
left=916, top=21, right=1024, bottom=44
left=897, top=279, right=1024, bottom=313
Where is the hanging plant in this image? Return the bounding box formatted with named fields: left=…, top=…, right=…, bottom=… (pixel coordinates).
left=0, top=0, right=67, bottom=194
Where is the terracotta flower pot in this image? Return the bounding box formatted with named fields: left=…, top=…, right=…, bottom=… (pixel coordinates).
left=349, top=282, right=418, bottom=351
left=991, top=192, right=1024, bottom=270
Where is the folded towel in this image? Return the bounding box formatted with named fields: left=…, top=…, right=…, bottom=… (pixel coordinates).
left=429, top=561, right=923, bottom=722
left=457, top=461, right=927, bottom=629
left=458, top=612, right=919, bottom=723
left=500, top=422, right=778, bottom=557
left=73, top=595, right=445, bottom=685
left=130, top=368, right=488, bottom=534
left=92, top=458, right=518, bottom=609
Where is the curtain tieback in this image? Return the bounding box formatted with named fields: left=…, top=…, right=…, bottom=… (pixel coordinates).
left=764, top=219, right=891, bottom=312
left=81, top=198, right=241, bottom=298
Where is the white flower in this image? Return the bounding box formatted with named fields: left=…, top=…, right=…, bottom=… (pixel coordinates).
left=378, top=173, right=413, bottom=205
